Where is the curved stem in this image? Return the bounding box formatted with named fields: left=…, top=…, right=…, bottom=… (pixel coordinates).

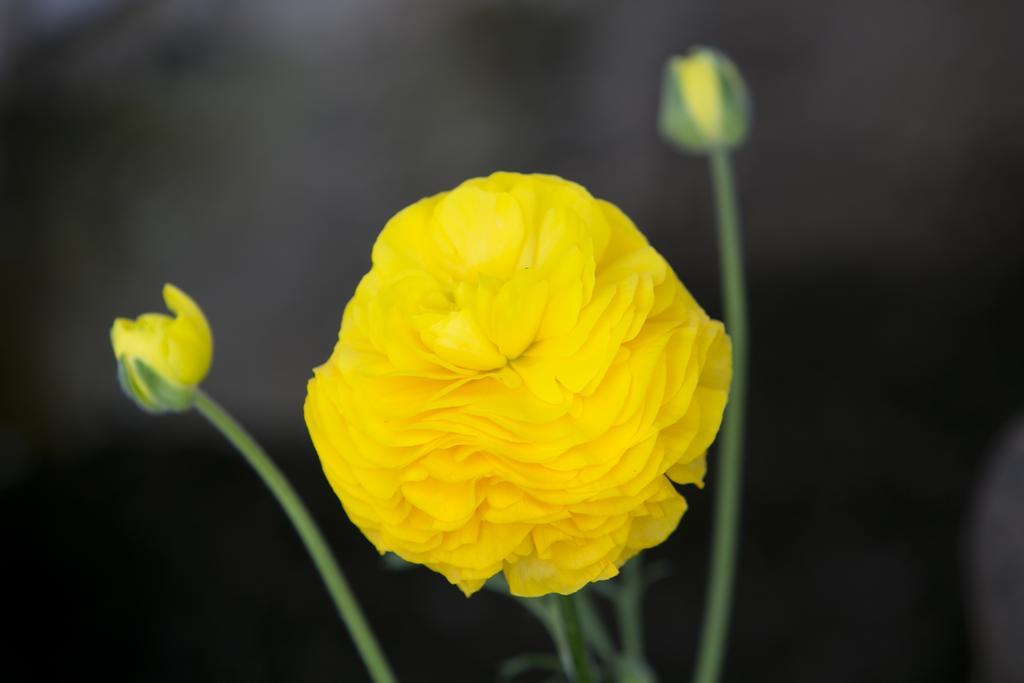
left=693, top=151, right=749, bottom=683
left=193, top=390, right=397, bottom=683
left=557, top=594, right=594, bottom=683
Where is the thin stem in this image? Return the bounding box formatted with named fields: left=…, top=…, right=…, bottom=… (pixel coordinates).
left=576, top=589, right=617, bottom=663
left=693, top=150, right=749, bottom=683
left=193, top=390, right=397, bottom=683
left=616, top=558, right=644, bottom=662
left=557, top=594, right=594, bottom=683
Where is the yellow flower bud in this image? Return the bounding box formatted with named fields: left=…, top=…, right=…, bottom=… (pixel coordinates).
left=111, top=284, right=213, bottom=413
left=305, top=173, right=731, bottom=597
left=659, top=47, right=751, bottom=153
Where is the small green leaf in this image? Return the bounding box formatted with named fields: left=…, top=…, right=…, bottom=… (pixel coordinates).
left=498, top=653, right=563, bottom=680
left=380, top=553, right=415, bottom=571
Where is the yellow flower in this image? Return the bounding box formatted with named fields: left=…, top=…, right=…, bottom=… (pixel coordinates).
left=111, top=284, right=213, bottom=412
left=659, top=47, right=751, bottom=153
left=305, top=173, right=731, bottom=597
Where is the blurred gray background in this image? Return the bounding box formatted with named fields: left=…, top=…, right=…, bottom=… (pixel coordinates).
left=2, top=0, right=1023, bottom=681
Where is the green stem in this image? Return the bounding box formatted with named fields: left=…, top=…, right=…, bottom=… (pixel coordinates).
left=693, top=151, right=748, bottom=683
left=577, top=589, right=617, bottom=663
left=193, top=390, right=397, bottom=683
left=557, top=594, right=594, bottom=683
left=617, top=558, right=644, bottom=662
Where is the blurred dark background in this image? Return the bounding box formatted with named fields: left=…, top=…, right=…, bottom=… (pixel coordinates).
left=2, top=1, right=1023, bottom=681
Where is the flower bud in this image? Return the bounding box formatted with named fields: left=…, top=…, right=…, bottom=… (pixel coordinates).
left=658, top=47, right=751, bottom=154
left=111, top=284, right=213, bottom=413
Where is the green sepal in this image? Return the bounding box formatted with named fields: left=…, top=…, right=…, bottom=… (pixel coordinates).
left=116, top=356, right=196, bottom=414
left=713, top=50, right=752, bottom=149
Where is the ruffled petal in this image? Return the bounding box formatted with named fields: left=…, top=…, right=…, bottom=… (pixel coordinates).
left=304, top=173, right=731, bottom=597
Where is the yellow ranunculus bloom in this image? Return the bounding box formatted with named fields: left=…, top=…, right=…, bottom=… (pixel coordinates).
left=111, top=284, right=213, bottom=412
left=305, top=173, right=731, bottom=597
